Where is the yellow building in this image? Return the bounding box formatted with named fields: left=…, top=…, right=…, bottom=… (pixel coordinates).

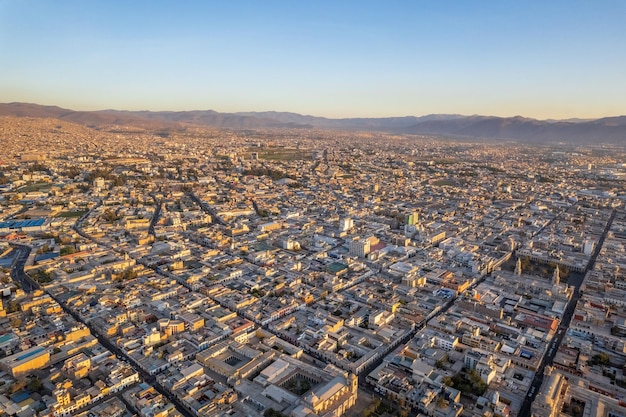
left=259, top=221, right=282, bottom=233
left=0, top=346, right=50, bottom=377
left=65, top=326, right=91, bottom=342
left=20, top=294, right=54, bottom=312
left=54, top=389, right=71, bottom=407
left=180, top=313, right=205, bottom=331
left=75, top=393, right=91, bottom=408
left=158, top=319, right=186, bottom=336
left=62, top=352, right=91, bottom=380
left=124, top=218, right=150, bottom=230
left=324, top=317, right=344, bottom=333
left=144, top=328, right=163, bottom=346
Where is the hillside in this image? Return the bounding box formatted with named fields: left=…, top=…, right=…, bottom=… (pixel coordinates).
left=1, top=103, right=625, bottom=144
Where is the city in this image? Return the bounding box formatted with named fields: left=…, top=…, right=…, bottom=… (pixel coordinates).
left=0, top=116, right=625, bottom=417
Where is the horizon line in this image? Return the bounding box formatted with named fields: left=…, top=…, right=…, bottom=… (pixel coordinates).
left=1, top=101, right=623, bottom=122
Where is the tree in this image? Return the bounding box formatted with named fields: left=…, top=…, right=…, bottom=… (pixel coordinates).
left=37, top=244, right=51, bottom=254
left=60, top=246, right=76, bottom=256
left=33, top=269, right=53, bottom=284
left=102, top=209, right=119, bottom=222
left=362, top=398, right=381, bottom=417
left=28, top=377, right=43, bottom=393
left=112, top=174, right=127, bottom=187
left=117, top=267, right=137, bottom=281
left=250, top=288, right=265, bottom=298
left=450, top=370, right=488, bottom=396
left=6, top=300, right=19, bottom=313
left=589, top=353, right=610, bottom=366
left=9, top=316, right=23, bottom=328
left=436, top=354, right=449, bottom=369
left=61, top=166, right=82, bottom=179
left=0, top=172, right=10, bottom=185
left=437, top=397, right=448, bottom=408
left=264, top=409, right=288, bottom=417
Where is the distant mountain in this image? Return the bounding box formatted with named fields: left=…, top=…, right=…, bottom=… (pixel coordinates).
left=400, top=115, right=626, bottom=143
left=0, top=102, right=178, bottom=129
left=1, top=102, right=625, bottom=144
left=104, top=109, right=310, bottom=129
left=232, top=111, right=465, bottom=129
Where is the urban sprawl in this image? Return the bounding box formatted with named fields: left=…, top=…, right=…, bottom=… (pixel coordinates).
left=0, top=116, right=625, bottom=417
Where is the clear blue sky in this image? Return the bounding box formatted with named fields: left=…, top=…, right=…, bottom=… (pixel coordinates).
left=1, top=0, right=625, bottom=119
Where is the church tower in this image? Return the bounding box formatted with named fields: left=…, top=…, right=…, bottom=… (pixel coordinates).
left=515, top=258, right=523, bottom=276
left=552, top=266, right=560, bottom=286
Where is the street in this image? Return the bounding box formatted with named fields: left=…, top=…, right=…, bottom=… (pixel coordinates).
left=518, top=208, right=616, bottom=417
left=9, top=244, right=38, bottom=293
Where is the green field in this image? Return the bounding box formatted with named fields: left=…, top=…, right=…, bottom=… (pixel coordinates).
left=18, top=182, right=52, bottom=192
left=248, top=148, right=312, bottom=161
left=56, top=210, right=88, bottom=218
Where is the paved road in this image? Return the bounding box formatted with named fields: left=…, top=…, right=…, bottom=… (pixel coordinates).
left=148, top=194, right=163, bottom=237
left=45, top=290, right=195, bottom=417
left=186, top=191, right=226, bottom=225
left=10, top=220, right=196, bottom=417
left=59, top=193, right=599, bottom=417
left=518, top=208, right=616, bottom=417
left=347, top=270, right=492, bottom=387
left=9, top=244, right=38, bottom=292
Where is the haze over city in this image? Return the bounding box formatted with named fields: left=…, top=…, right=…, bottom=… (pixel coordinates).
left=1, top=2, right=626, bottom=417
left=1, top=0, right=625, bottom=119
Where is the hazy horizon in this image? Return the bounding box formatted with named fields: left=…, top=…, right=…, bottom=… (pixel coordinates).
left=4, top=101, right=625, bottom=122
left=1, top=0, right=625, bottom=119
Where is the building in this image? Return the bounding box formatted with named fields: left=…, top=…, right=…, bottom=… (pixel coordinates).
left=349, top=236, right=378, bottom=258
left=406, top=212, right=419, bottom=226
left=298, top=374, right=358, bottom=417
left=340, top=218, right=353, bottom=232
left=0, top=346, right=50, bottom=377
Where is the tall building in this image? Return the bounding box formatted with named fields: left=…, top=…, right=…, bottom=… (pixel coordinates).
left=405, top=211, right=419, bottom=226
left=583, top=240, right=595, bottom=256
left=553, top=266, right=560, bottom=286
left=349, top=238, right=370, bottom=258
left=339, top=217, right=353, bottom=232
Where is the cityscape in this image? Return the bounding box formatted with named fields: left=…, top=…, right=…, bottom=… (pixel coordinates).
left=0, top=115, right=624, bottom=417
left=2, top=2, right=626, bottom=417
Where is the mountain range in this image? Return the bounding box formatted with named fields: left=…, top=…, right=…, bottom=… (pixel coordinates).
left=1, top=102, right=625, bottom=144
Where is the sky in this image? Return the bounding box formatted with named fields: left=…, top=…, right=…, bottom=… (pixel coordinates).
left=1, top=0, right=625, bottom=119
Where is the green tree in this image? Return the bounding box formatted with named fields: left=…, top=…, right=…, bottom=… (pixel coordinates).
left=590, top=353, right=610, bottom=366
left=6, top=300, right=19, bottom=313
left=60, top=246, right=76, bottom=256
left=27, top=377, right=43, bottom=393
left=117, top=267, right=138, bottom=281
left=37, top=244, right=51, bottom=254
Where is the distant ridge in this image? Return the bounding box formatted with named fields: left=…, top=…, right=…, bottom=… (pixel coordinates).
left=1, top=102, right=625, bottom=144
